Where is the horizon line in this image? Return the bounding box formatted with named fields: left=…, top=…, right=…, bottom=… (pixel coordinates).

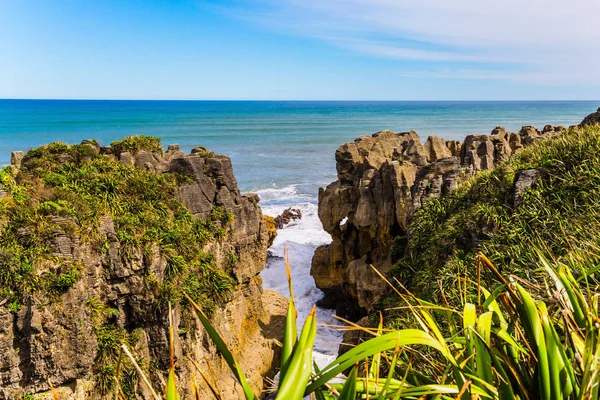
left=1, top=98, right=599, bottom=102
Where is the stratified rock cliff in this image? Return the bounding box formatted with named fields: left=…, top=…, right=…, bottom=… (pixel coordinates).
left=311, top=124, right=566, bottom=317
left=0, top=138, right=286, bottom=399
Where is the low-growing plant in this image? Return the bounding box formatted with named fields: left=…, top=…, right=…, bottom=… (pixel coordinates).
left=191, top=146, right=214, bottom=158
left=50, top=265, right=80, bottom=291
left=110, top=135, right=164, bottom=155
left=192, top=251, right=600, bottom=399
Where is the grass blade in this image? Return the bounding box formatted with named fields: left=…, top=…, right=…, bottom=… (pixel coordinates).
left=338, top=364, right=358, bottom=400
left=306, top=329, right=454, bottom=395
left=514, top=282, right=551, bottom=400
left=275, top=306, right=317, bottom=400
left=280, top=247, right=298, bottom=379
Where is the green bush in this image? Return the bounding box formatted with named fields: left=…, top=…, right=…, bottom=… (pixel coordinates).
left=110, top=134, right=164, bottom=155
left=51, top=265, right=80, bottom=291
left=0, top=138, right=241, bottom=396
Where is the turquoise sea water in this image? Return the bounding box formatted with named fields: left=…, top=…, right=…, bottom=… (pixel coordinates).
left=0, top=100, right=597, bottom=196
left=1, top=99, right=597, bottom=363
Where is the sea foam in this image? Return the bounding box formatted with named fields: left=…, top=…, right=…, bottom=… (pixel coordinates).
left=258, top=185, right=344, bottom=368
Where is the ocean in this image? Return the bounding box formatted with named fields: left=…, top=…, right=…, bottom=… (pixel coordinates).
left=1, top=99, right=597, bottom=366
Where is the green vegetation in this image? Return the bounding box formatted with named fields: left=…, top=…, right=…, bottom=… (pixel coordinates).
left=0, top=137, right=233, bottom=310
left=51, top=264, right=81, bottom=291
left=121, top=249, right=600, bottom=399
left=93, top=323, right=140, bottom=395
left=10, top=126, right=600, bottom=399
left=133, top=124, right=600, bottom=399
left=0, top=136, right=236, bottom=396
left=109, top=134, right=163, bottom=155
left=191, top=145, right=214, bottom=158
left=389, top=125, right=600, bottom=309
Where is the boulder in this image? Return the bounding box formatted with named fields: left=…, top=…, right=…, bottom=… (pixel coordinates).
left=80, top=139, right=100, bottom=153
left=273, top=208, right=302, bottom=229
left=513, top=169, right=541, bottom=206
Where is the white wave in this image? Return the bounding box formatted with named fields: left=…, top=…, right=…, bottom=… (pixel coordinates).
left=262, top=202, right=332, bottom=248
left=258, top=185, right=343, bottom=369
left=254, top=184, right=312, bottom=204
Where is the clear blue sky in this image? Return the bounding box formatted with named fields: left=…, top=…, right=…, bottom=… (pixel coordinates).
left=1, top=0, right=599, bottom=100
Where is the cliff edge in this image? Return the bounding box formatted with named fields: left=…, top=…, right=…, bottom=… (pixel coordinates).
left=0, top=137, right=286, bottom=398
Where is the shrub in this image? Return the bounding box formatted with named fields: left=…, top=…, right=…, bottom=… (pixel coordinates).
left=51, top=265, right=80, bottom=291
left=110, top=135, right=164, bottom=155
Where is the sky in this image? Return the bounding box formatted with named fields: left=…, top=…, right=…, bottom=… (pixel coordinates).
left=1, top=0, right=599, bottom=100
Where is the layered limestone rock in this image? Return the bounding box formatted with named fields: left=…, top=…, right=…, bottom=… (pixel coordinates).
left=312, top=125, right=564, bottom=317
left=0, top=142, right=287, bottom=399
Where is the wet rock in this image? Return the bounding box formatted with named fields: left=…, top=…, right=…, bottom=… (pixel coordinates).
left=273, top=208, right=302, bottom=229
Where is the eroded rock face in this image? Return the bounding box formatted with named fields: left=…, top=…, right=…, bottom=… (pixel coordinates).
left=581, top=107, right=600, bottom=126
left=312, top=126, right=563, bottom=317
left=0, top=143, right=287, bottom=399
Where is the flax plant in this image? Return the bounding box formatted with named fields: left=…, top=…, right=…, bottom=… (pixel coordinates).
left=116, top=248, right=600, bottom=399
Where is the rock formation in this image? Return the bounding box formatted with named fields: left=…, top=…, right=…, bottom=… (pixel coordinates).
left=581, top=107, right=600, bottom=126
left=311, top=125, right=564, bottom=317
left=0, top=140, right=287, bottom=399
left=273, top=208, right=302, bottom=229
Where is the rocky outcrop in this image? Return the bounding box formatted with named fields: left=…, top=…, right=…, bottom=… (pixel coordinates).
left=274, top=208, right=302, bottom=229
left=10, top=151, right=24, bottom=168
left=311, top=125, right=564, bottom=317
left=0, top=141, right=287, bottom=399
left=513, top=169, right=542, bottom=207
left=263, top=215, right=278, bottom=247
left=581, top=107, right=600, bottom=126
